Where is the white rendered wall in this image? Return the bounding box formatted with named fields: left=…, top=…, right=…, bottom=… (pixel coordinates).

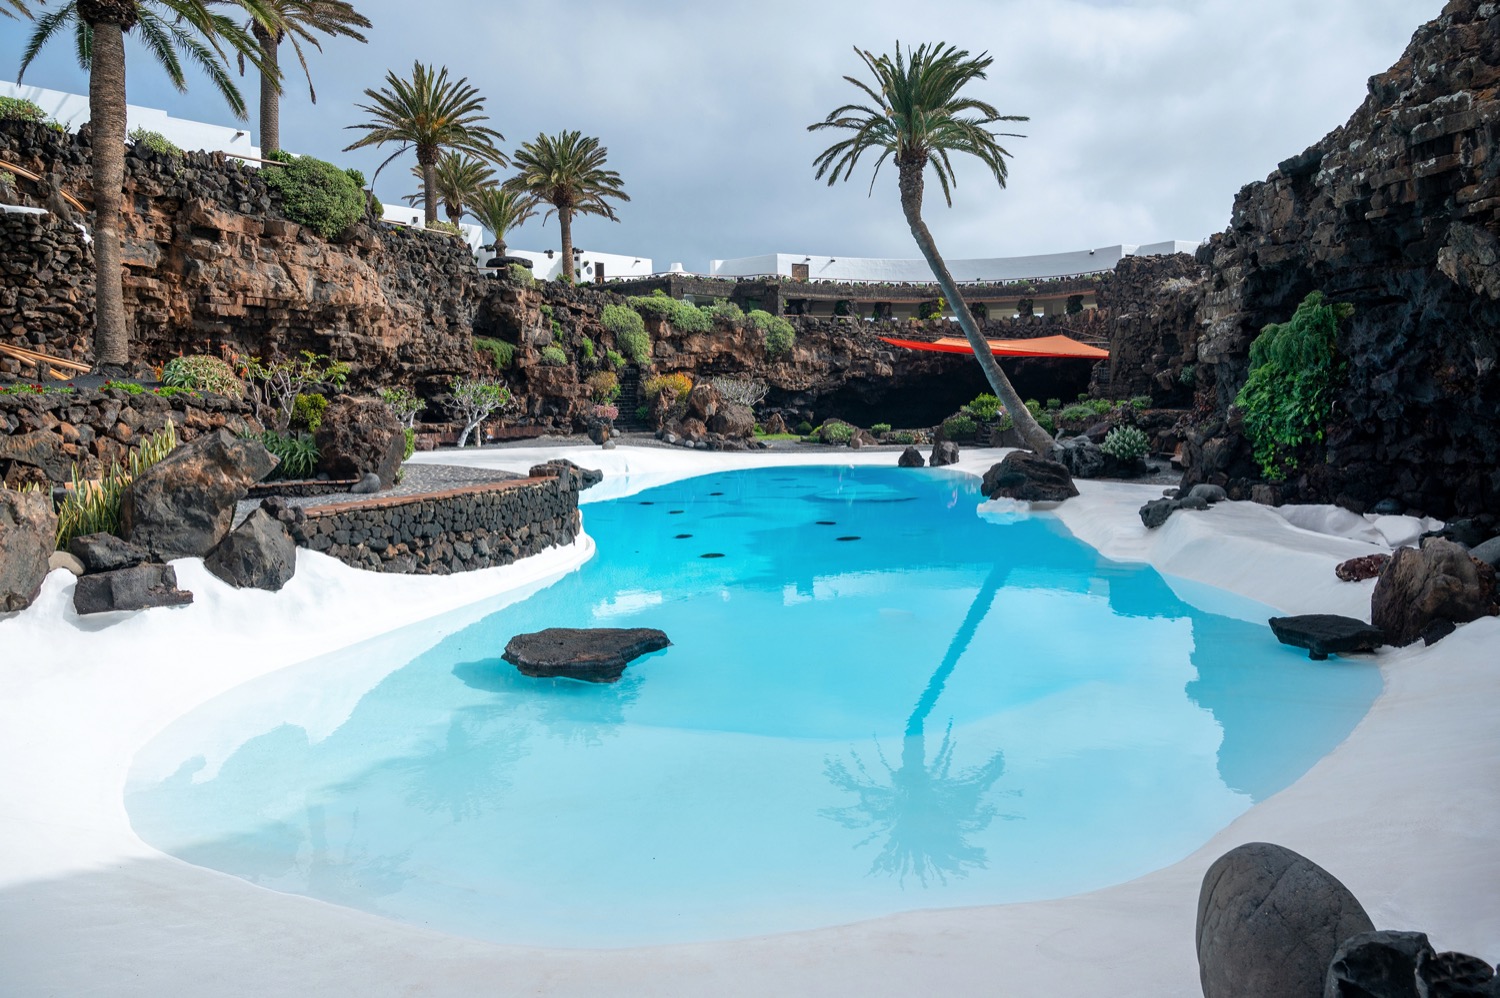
left=502, top=248, right=654, bottom=282
left=378, top=203, right=484, bottom=256
left=0, top=80, right=261, bottom=159
left=708, top=242, right=1201, bottom=283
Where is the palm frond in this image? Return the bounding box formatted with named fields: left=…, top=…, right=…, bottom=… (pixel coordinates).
left=19, top=2, right=81, bottom=79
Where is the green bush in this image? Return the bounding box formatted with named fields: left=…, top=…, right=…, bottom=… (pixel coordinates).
left=887, top=430, right=918, bottom=445
left=627, top=292, right=710, bottom=333
left=402, top=426, right=416, bottom=461
left=964, top=393, right=1003, bottom=419
left=586, top=370, right=620, bottom=403
left=601, top=304, right=650, bottom=364
left=0, top=97, right=47, bottom=123
left=262, top=154, right=366, bottom=239
left=540, top=345, right=568, bottom=366
left=1023, top=400, right=1055, bottom=434
left=1045, top=398, right=1062, bottom=411
left=1179, top=364, right=1196, bottom=387
left=580, top=338, right=596, bottom=362
left=941, top=414, right=977, bottom=439
left=291, top=392, right=328, bottom=431
left=643, top=372, right=692, bottom=404
left=1058, top=403, right=1095, bottom=424
left=160, top=355, right=242, bottom=396
left=708, top=299, right=744, bottom=324
left=1130, top=396, right=1151, bottom=410
left=1236, top=291, right=1353, bottom=480
left=261, top=429, right=319, bottom=480
left=604, top=349, right=626, bottom=370
left=1100, top=425, right=1149, bottom=462
left=747, top=309, right=795, bottom=357
left=1089, top=398, right=1114, bottom=415
left=795, top=421, right=814, bottom=436
left=474, top=336, right=515, bottom=369
left=871, top=423, right=892, bottom=436
left=507, top=262, right=535, bottom=286
left=426, top=219, right=461, bottom=235
left=54, top=423, right=178, bottom=549
left=129, top=127, right=182, bottom=158
left=819, top=421, right=854, bottom=444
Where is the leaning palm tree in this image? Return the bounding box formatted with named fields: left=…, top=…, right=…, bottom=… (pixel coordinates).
left=468, top=186, right=537, bottom=257
left=20, top=0, right=271, bottom=372
left=503, top=130, right=628, bottom=284
left=403, top=150, right=495, bottom=226
left=809, top=43, right=1053, bottom=453
left=239, top=0, right=371, bottom=155
left=344, top=61, right=505, bottom=227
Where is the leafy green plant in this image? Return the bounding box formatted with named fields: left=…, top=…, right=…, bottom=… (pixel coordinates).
left=819, top=421, right=854, bottom=444
left=643, top=372, right=692, bottom=404
left=0, top=97, right=47, bottom=123
left=963, top=393, right=1003, bottom=419
left=628, top=292, right=711, bottom=333
left=507, top=262, right=535, bottom=286
left=291, top=392, right=328, bottom=432
left=708, top=299, right=744, bottom=324
left=1100, top=425, right=1149, bottom=462
left=1130, top=396, right=1151, bottom=410
left=887, top=430, right=918, bottom=445
left=795, top=421, right=814, bottom=436
left=474, top=336, right=515, bottom=370
left=1236, top=291, right=1353, bottom=480
left=1178, top=364, right=1196, bottom=387
left=1057, top=403, right=1094, bottom=424
left=941, top=414, right=977, bottom=439
left=161, top=355, right=242, bottom=396
left=580, top=338, right=596, bottom=362
left=447, top=376, right=514, bottom=447
left=1045, top=398, right=1062, bottom=411
left=747, top=309, right=795, bottom=357
left=540, top=345, right=568, bottom=366
left=243, top=351, right=350, bottom=431
left=604, top=349, right=626, bottom=370
left=601, top=304, right=650, bottom=364
left=260, top=429, right=319, bottom=480
left=1089, top=398, right=1113, bottom=415
left=402, top=427, right=416, bottom=461
left=54, top=422, right=178, bottom=549
left=377, top=386, right=424, bottom=426
left=1023, top=400, right=1054, bottom=434
left=100, top=380, right=145, bottom=395
left=128, top=127, right=183, bottom=158
left=871, top=422, right=892, bottom=436
left=426, top=219, right=461, bottom=235
left=262, top=154, right=367, bottom=238
left=586, top=370, right=620, bottom=403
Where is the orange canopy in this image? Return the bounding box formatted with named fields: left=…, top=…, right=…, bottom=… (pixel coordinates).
left=879, top=334, right=1109, bottom=360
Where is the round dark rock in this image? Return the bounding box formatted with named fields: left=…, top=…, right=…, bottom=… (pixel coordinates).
left=502, top=627, right=670, bottom=684
left=981, top=451, right=1079, bottom=503
left=897, top=446, right=926, bottom=468
left=929, top=440, right=960, bottom=467
left=1197, top=842, right=1374, bottom=998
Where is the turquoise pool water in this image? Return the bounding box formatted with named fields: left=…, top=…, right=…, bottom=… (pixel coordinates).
left=126, top=466, right=1381, bottom=947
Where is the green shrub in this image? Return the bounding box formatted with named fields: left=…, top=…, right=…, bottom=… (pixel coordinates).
left=887, top=430, right=918, bottom=445
left=402, top=426, right=416, bottom=462
left=540, top=345, right=568, bottom=366
left=1078, top=393, right=1091, bottom=402
left=507, top=262, right=535, bottom=286
left=0, top=97, right=47, bottom=123
left=291, top=392, right=328, bottom=431
left=708, top=299, right=744, bottom=324
left=795, top=421, right=814, bottom=436
left=871, top=423, right=892, bottom=436
left=377, top=386, right=423, bottom=426
left=643, top=372, right=692, bottom=404
left=128, top=127, right=182, bottom=158
left=262, top=154, right=366, bottom=239
left=819, top=421, right=854, bottom=444
left=580, top=338, right=596, bottom=362
left=474, top=336, right=515, bottom=369
left=601, top=304, right=650, bottom=364
left=1130, top=396, right=1151, bottom=410
left=261, top=429, right=319, bottom=480
left=1236, top=291, right=1353, bottom=480
left=1058, top=403, right=1095, bottom=424
left=1045, top=398, right=1062, bottom=411
left=627, top=292, right=710, bottom=333
left=426, top=219, right=461, bottom=235
left=586, top=370, right=620, bottom=403
left=1100, top=425, right=1149, bottom=462
left=1089, top=398, right=1114, bottom=415
left=160, top=355, right=242, bottom=396
left=747, top=309, right=795, bottom=357
left=964, top=393, right=1003, bottom=419
left=1023, top=400, right=1055, bottom=434
left=264, top=149, right=295, bottom=164
left=604, top=349, right=626, bottom=370
left=54, top=423, right=178, bottom=549
left=635, top=404, right=651, bottom=422
left=1178, top=364, right=1196, bottom=387
left=343, top=166, right=367, bottom=188
left=941, top=414, right=977, bottom=439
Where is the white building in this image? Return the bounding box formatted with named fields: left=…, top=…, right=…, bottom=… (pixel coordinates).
left=503, top=248, right=655, bottom=283
left=709, top=242, right=1201, bottom=283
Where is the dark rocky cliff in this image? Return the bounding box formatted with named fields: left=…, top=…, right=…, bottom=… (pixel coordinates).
left=1181, top=0, right=1499, bottom=517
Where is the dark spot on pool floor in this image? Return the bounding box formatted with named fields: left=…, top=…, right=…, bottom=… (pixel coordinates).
left=815, top=521, right=836, bottom=526
left=674, top=534, right=692, bottom=539
left=836, top=536, right=861, bottom=542
left=669, top=510, right=685, bottom=514
left=700, top=552, right=725, bottom=559
left=709, top=492, right=724, bottom=496
left=639, top=501, right=655, bottom=505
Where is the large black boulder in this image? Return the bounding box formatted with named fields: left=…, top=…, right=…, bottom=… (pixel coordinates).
left=72, top=563, right=194, bottom=614
left=205, top=509, right=298, bottom=591
left=69, top=532, right=150, bottom=573
left=1326, top=929, right=1497, bottom=997
left=1269, top=614, right=1385, bottom=660
left=1, top=486, right=56, bottom=613
left=314, top=395, right=405, bottom=489
left=981, top=451, right=1079, bottom=503
left=1371, top=538, right=1499, bottom=647
left=929, top=440, right=960, bottom=467
left=502, top=627, right=670, bottom=683
left=897, top=446, right=925, bottom=468
left=1197, top=842, right=1374, bottom=998
left=120, top=429, right=277, bottom=560
left=1052, top=436, right=1106, bottom=478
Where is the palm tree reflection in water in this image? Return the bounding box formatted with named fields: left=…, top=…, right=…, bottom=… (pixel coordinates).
left=822, top=564, right=1017, bottom=886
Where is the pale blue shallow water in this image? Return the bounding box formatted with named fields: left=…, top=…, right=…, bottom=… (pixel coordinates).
left=126, top=466, right=1381, bottom=947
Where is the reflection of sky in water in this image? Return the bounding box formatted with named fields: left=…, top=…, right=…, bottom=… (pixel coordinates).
left=126, top=467, right=1381, bottom=947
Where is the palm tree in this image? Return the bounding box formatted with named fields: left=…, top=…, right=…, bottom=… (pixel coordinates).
left=2, top=0, right=35, bottom=20
left=240, top=0, right=371, bottom=155
left=809, top=43, right=1054, bottom=454
left=402, top=150, right=495, bottom=226
left=343, top=61, right=505, bottom=227
left=503, top=130, right=628, bottom=284
left=468, top=186, right=537, bottom=257
left=20, top=0, right=270, bottom=373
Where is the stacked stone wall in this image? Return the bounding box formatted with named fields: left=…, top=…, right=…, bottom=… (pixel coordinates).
left=0, top=209, right=94, bottom=371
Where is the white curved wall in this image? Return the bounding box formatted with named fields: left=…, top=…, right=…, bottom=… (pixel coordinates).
left=708, top=242, right=1201, bottom=283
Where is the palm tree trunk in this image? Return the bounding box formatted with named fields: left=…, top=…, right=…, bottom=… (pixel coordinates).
left=88, top=20, right=130, bottom=373
left=256, top=28, right=280, bottom=154
left=558, top=207, right=574, bottom=285
left=418, top=147, right=438, bottom=226
left=897, top=161, right=1054, bottom=454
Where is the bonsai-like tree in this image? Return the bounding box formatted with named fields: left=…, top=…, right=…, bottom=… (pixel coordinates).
left=20, top=0, right=271, bottom=373
left=403, top=151, right=496, bottom=226
left=239, top=0, right=371, bottom=155
left=447, top=376, right=512, bottom=447
left=344, top=61, right=505, bottom=227
left=503, top=130, right=628, bottom=284
left=809, top=43, right=1054, bottom=453
left=468, top=186, right=537, bottom=258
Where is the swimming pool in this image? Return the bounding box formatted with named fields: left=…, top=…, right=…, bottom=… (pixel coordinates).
left=125, top=465, right=1381, bottom=947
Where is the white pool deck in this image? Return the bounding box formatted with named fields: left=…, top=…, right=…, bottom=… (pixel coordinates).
left=0, top=444, right=1495, bottom=996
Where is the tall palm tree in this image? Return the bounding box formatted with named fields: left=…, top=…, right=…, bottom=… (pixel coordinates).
left=20, top=0, right=270, bottom=373
left=468, top=186, right=537, bottom=257
left=809, top=43, right=1054, bottom=454
left=403, top=150, right=495, bottom=226
left=343, top=61, right=505, bottom=227
left=240, top=0, right=370, bottom=155
left=503, top=130, right=628, bottom=284
left=2, top=0, right=35, bottom=20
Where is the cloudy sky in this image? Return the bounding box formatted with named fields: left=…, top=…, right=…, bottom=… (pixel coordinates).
left=3, top=0, right=1438, bottom=270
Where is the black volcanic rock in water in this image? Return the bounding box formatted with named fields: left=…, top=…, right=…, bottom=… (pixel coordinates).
left=502, top=627, right=670, bottom=684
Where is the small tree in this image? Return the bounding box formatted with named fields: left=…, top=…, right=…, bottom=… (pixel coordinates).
left=244, top=351, right=350, bottom=430
left=447, top=376, right=512, bottom=447
left=709, top=376, right=769, bottom=409
left=377, top=385, right=423, bottom=426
